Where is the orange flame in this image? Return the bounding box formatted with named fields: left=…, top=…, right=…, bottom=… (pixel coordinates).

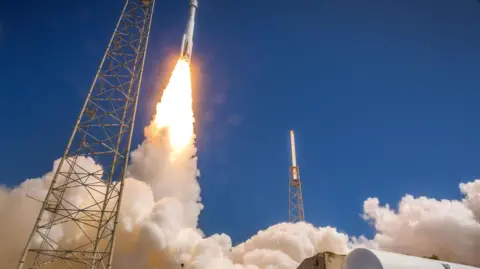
left=151, top=59, right=194, bottom=154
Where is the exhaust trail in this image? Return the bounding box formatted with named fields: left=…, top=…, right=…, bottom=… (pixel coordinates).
left=147, top=59, right=194, bottom=156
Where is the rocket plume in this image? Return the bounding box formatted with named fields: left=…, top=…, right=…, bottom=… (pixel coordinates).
left=149, top=59, right=194, bottom=155
left=3, top=58, right=480, bottom=269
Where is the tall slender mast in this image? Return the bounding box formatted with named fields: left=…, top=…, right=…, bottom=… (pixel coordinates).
left=289, top=130, right=305, bottom=222
left=16, top=1, right=155, bottom=268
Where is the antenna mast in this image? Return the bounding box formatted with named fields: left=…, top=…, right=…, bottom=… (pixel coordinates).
left=16, top=1, right=155, bottom=268
left=289, top=130, right=305, bottom=222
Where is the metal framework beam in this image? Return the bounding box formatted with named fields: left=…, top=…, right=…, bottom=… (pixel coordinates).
left=16, top=1, right=155, bottom=268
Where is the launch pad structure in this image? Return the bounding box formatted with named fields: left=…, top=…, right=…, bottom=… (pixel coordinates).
left=16, top=0, right=155, bottom=268
left=289, top=130, right=305, bottom=222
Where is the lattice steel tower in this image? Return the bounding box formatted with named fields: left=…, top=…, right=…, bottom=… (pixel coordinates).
left=288, top=130, right=305, bottom=222
left=17, top=1, right=155, bottom=268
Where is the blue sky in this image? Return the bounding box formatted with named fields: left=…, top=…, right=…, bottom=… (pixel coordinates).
left=1, top=0, right=480, bottom=244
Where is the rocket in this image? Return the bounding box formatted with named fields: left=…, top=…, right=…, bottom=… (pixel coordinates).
left=180, top=0, right=198, bottom=63
left=290, top=130, right=300, bottom=183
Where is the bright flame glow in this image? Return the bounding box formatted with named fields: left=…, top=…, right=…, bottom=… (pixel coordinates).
left=152, top=59, right=194, bottom=154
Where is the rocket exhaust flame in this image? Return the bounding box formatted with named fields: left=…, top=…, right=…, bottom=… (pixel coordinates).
left=150, top=59, right=194, bottom=155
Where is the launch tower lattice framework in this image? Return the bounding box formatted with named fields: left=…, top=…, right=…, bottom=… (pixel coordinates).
left=17, top=1, right=155, bottom=268
left=289, top=130, right=305, bottom=222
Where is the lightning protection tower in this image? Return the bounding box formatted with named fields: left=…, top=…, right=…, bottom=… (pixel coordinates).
left=17, top=1, right=155, bottom=268
left=289, top=130, right=305, bottom=222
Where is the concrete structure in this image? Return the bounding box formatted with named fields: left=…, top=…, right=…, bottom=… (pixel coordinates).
left=297, top=252, right=346, bottom=269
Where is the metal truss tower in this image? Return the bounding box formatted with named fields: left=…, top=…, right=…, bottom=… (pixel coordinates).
left=17, top=1, right=155, bottom=268
left=288, top=130, right=305, bottom=223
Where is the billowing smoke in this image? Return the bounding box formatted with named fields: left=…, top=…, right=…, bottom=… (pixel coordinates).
left=362, top=180, right=480, bottom=266
left=2, top=123, right=480, bottom=268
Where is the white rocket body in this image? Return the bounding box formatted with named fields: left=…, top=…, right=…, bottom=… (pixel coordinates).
left=180, top=0, right=198, bottom=62
left=290, top=130, right=300, bottom=182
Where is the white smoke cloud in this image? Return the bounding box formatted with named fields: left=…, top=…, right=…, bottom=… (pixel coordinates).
left=232, top=223, right=350, bottom=269
left=363, top=181, right=480, bottom=266
left=2, top=124, right=480, bottom=268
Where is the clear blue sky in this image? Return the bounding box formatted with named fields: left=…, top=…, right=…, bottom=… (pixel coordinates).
left=1, top=0, right=480, bottom=244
